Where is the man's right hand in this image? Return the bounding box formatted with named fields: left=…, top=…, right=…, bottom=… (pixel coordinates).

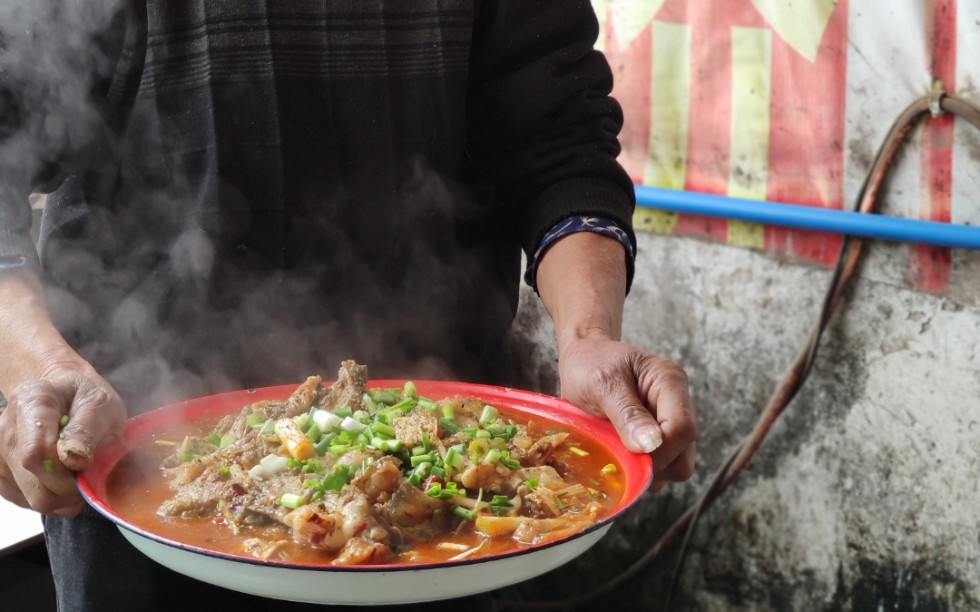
left=0, top=269, right=127, bottom=517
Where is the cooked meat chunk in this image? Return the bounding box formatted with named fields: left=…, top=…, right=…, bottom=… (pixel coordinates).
left=377, top=480, right=449, bottom=544
left=393, top=407, right=439, bottom=449
left=458, top=462, right=514, bottom=495
left=333, top=537, right=390, bottom=566
left=350, top=456, right=403, bottom=503
left=318, top=360, right=368, bottom=413
left=512, top=432, right=568, bottom=466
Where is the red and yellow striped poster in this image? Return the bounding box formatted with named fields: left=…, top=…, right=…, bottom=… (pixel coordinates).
left=598, top=0, right=978, bottom=293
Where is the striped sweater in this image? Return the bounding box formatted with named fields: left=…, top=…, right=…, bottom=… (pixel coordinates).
left=0, top=0, right=634, bottom=399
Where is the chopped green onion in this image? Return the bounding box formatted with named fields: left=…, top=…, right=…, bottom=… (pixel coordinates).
left=487, top=424, right=518, bottom=440
left=246, top=413, right=267, bottom=429
left=258, top=420, right=276, bottom=436
left=410, top=452, right=437, bottom=467
left=479, top=405, right=498, bottom=426
left=403, top=381, right=418, bottom=400
left=417, top=398, right=437, bottom=411
left=381, top=439, right=403, bottom=453
left=468, top=438, right=490, bottom=456
left=475, top=429, right=492, bottom=439
left=372, top=421, right=396, bottom=438
left=305, top=423, right=322, bottom=442
left=430, top=466, right=446, bottom=479
left=219, top=466, right=231, bottom=477
left=207, top=433, right=221, bottom=446
left=362, top=393, right=377, bottom=413
left=569, top=446, right=589, bottom=457
left=483, top=449, right=502, bottom=465
left=438, top=418, right=460, bottom=435
left=526, top=477, right=539, bottom=492
left=43, top=459, right=55, bottom=474
left=444, top=448, right=463, bottom=470
left=452, top=506, right=477, bottom=521
left=388, top=398, right=416, bottom=413
left=219, top=435, right=236, bottom=448
left=500, top=452, right=521, bottom=471
left=59, top=415, right=69, bottom=428
left=601, top=463, right=618, bottom=475
left=333, top=407, right=353, bottom=419
left=293, top=413, right=310, bottom=432
left=442, top=404, right=455, bottom=420
left=154, top=440, right=178, bottom=447
left=276, top=493, right=306, bottom=509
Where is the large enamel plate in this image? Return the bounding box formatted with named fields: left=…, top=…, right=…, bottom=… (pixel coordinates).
left=78, top=381, right=653, bottom=605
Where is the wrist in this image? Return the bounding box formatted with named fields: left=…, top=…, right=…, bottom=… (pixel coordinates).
left=0, top=270, right=81, bottom=392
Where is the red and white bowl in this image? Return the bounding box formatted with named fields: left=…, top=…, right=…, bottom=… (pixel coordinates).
left=78, top=381, right=653, bottom=605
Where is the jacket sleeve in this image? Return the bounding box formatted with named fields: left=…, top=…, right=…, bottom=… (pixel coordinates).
left=466, top=0, right=636, bottom=263
left=0, top=0, right=145, bottom=272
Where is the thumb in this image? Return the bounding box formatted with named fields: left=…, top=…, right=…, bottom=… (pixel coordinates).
left=600, top=384, right=663, bottom=454
left=49, top=374, right=126, bottom=471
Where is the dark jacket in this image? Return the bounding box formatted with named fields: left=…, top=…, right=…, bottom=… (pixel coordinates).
left=0, top=0, right=635, bottom=409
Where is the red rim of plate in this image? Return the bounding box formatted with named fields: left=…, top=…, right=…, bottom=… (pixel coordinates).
left=78, top=381, right=653, bottom=572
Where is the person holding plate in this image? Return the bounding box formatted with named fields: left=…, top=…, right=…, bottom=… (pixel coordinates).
left=0, top=0, right=697, bottom=609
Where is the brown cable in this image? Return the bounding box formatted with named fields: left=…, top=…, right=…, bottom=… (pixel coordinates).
left=496, top=92, right=980, bottom=612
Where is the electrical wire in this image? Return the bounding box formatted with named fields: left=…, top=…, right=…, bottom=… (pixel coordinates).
left=496, top=91, right=980, bottom=612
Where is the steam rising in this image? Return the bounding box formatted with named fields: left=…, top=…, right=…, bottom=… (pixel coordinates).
left=1, top=1, right=521, bottom=414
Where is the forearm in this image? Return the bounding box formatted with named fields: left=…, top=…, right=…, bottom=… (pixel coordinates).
left=0, top=270, right=83, bottom=394
left=536, top=232, right=627, bottom=351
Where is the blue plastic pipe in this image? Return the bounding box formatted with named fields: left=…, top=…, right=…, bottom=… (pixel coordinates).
left=635, top=185, right=980, bottom=251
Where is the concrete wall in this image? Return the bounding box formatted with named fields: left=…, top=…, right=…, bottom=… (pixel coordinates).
left=501, top=228, right=980, bottom=610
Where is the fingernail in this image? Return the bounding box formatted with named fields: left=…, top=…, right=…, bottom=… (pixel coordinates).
left=633, top=425, right=663, bottom=453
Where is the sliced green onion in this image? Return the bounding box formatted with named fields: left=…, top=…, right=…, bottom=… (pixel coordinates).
left=403, top=381, right=418, bottom=400
left=483, top=449, right=502, bottom=465
left=526, top=477, right=539, bottom=492
left=372, top=421, right=396, bottom=438
left=601, top=463, right=618, bottom=475
left=154, top=439, right=177, bottom=447
left=417, top=398, right=437, bottom=411
left=219, top=435, right=236, bottom=448
left=207, top=433, right=221, bottom=447
left=410, top=453, right=437, bottom=467
left=43, top=459, right=55, bottom=474
left=246, top=413, right=267, bottom=429
left=333, top=407, right=353, bottom=419
left=438, top=418, right=460, bottom=435
left=444, top=449, right=463, bottom=470
left=276, top=493, right=306, bottom=509
left=479, top=405, right=498, bottom=426
left=305, top=423, right=322, bottom=443
left=381, top=439, right=403, bottom=453
left=389, top=398, right=416, bottom=413
left=59, top=415, right=69, bottom=428
left=442, top=404, right=455, bottom=420
left=452, top=506, right=477, bottom=521
left=569, top=446, right=589, bottom=457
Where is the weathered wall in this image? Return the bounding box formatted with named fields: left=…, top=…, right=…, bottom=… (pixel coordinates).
left=501, top=230, right=980, bottom=611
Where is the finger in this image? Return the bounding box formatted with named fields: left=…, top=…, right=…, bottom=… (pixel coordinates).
left=0, top=460, right=32, bottom=509
left=653, top=442, right=696, bottom=485
left=49, top=373, right=126, bottom=471
left=642, top=364, right=697, bottom=468
left=9, top=381, right=81, bottom=498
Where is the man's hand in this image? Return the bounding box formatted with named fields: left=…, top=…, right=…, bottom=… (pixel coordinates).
left=0, top=370, right=126, bottom=516
left=0, top=269, right=127, bottom=516
left=558, top=335, right=696, bottom=490
left=536, top=231, right=698, bottom=490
